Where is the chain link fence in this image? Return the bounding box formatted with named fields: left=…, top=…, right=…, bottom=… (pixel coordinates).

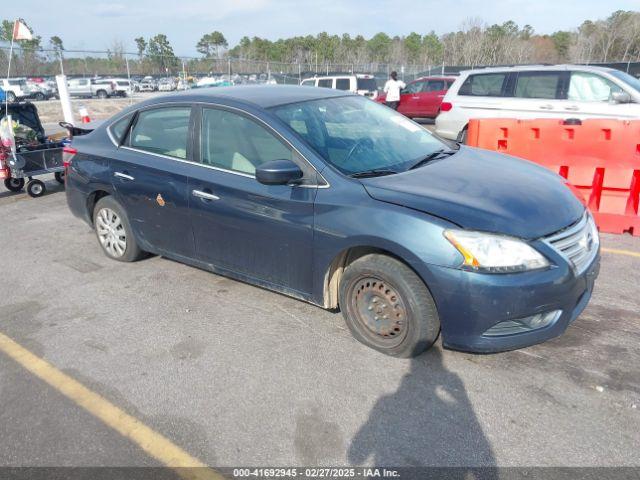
left=2, top=46, right=639, bottom=87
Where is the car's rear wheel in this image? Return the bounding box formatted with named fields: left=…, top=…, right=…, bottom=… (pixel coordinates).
left=93, top=196, right=145, bottom=262
left=33, top=92, right=45, bottom=101
left=6, top=92, right=16, bottom=102
left=96, top=90, right=108, bottom=99
left=339, top=254, right=440, bottom=358
left=457, top=127, right=468, bottom=144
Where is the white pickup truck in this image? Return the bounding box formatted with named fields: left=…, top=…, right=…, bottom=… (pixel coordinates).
left=67, top=78, right=117, bottom=99
left=1, top=78, right=31, bottom=102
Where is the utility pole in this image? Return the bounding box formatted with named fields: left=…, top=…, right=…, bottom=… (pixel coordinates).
left=58, top=50, right=65, bottom=75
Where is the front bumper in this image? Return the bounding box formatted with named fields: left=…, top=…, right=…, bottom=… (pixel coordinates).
left=419, top=252, right=600, bottom=353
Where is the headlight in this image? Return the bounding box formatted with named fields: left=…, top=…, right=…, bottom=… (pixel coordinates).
left=587, top=213, right=600, bottom=250
left=444, top=229, right=549, bottom=273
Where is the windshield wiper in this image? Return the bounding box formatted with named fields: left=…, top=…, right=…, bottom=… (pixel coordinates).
left=350, top=168, right=399, bottom=178
left=408, top=149, right=457, bottom=170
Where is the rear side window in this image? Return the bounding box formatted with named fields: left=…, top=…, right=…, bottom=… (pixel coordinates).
left=568, top=72, right=623, bottom=102
left=301, top=79, right=315, bottom=87
left=335, top=78, right=351, bottom=91
left=129, top=107, right=191, bottom=159
left=458, top=73, right=507, bottom=97
left=515, top=72, right=562, bottom=99
left=356, top=77, right=377, bottom=91
left=109, top=113, right=134, bottom=144
left=317, top=79, right=333, bottom=88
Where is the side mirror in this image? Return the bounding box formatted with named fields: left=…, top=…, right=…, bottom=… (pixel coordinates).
left=612, top=91, right=632, bottom=104
left=255, top=159, right=303, bottom=186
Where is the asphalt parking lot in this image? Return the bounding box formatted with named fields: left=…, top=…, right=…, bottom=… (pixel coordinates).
left=0, top=179, right=639, bottom=473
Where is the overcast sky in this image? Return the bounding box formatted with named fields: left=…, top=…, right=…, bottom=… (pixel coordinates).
left=7, top=0, right=640, bottom=56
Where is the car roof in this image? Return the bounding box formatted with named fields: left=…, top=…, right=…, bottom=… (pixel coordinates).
left=413, top=76, right=457, bottom=81
left=305, top=74, right=375, bottom=79
left=145, top=84, right=354, bottom=109
left=458, top=64, right=617, bottom=75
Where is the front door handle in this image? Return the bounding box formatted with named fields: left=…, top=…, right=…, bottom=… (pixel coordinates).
left=192, top=189, right=220, bottom=201
left=539, top=104, right=554, bottom=110
left=114, top=171, right=134, bottom=181
left=565, top=105, right=580, bottom=111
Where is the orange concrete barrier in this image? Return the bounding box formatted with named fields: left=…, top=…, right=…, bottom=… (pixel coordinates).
left=466, top=118, right=640, bottom=236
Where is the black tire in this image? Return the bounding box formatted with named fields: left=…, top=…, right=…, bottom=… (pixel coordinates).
left=96, top=90, right=108, bottom=99
left=93, top=196, right=146, bottom=262
left=34, top=92, right=45, bottom=101
left=54, top=171, right=65, bottom=184
left=458, top=127, right=468, bottom=145
left=26, top=179, right=46, bottom=198
left=4, top=177, right=24, bottom=192
left=339, top=254, right=440, bottom=358
left=6, top=92, right=16, bottom=102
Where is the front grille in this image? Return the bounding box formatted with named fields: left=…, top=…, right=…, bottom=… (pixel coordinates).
left=544, top=213, right=598, bottom=275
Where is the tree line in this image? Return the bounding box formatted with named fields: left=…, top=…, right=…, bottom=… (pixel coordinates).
left=226, top=11, right=640, bottom=67
left=0, top=10, right=639, bottom=77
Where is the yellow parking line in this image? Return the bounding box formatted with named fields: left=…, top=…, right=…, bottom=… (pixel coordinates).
left=0, top=332, right=223, bottom=480
left=601, top=247, right=640, bottom=258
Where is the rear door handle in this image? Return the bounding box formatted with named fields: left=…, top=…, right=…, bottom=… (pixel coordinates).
left=539, top=104, right=554, bottom=110
left=192, top=189, right=220, bottom=201
left=114, top=172, right=134, bottom=181
left=565, top=105, right=580, bottom=111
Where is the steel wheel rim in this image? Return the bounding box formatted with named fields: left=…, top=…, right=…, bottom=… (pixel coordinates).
left=96, top=207, right=127, bottom=257
left=349, top=276, right=408, bottom=348
left=31, top=183, right=43, bottom=195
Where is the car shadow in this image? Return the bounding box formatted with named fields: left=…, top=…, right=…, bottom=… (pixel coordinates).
left=0, top=179, right=64, bottom=199
left=347, top=347, right=496, bottom=478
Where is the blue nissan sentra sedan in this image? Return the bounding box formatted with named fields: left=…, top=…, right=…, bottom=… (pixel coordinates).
left=65, top=85, right=600, bottom=357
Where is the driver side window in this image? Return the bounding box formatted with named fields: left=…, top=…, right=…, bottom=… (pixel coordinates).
left=201, top=108, right=293, bottom=175
left=403, top=81, right=424, bottom=94
left=568, top=72, right=623, bottom=102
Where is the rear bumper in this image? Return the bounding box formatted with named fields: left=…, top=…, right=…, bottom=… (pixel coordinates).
left=434, top=111, right=464, bottom=140
left=65, top=171, right=94, bottom=226
left=420, top=253, right=600, bottom=353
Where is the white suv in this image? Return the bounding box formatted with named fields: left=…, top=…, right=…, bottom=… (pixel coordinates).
left=435, top=65, right=640, bottom=141
left=300, top=74, right=379, bottom=99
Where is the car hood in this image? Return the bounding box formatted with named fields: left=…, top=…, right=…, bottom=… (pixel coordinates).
left=360, top=146, right=584, bottom=239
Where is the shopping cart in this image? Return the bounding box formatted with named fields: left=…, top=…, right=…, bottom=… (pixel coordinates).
left=1, top=102, right=67, bottom=197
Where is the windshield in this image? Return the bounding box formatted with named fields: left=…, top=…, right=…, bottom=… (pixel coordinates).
left=608, top=70, right=640, bottom=95
left=271, top=95, right=446, bottom=175
left=356, top=78, right=378, bottom=91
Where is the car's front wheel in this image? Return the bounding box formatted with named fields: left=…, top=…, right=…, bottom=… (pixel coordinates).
left=93, top=196, right=145, bottom=262
left=339, top=254, right=440, bottom=358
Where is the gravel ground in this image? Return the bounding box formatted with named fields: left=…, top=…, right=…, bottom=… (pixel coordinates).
left=0, top=181, right=638, bottom=470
